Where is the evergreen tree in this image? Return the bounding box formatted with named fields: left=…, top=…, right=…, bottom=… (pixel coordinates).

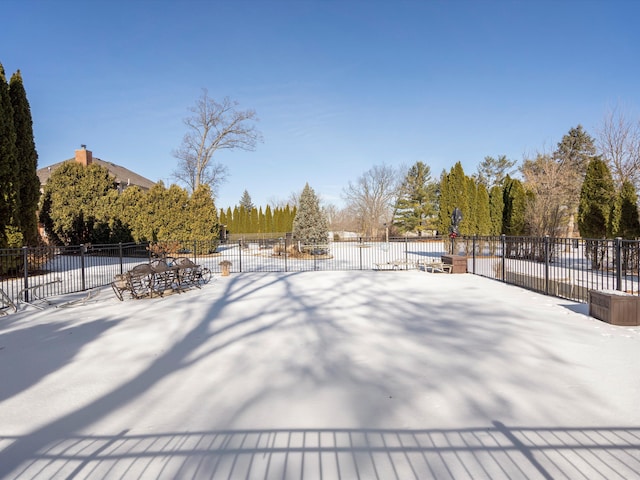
left=115, top=186, right=145, bottom=242
left=578, top=158, right=615, bottom=239
left=464, top=176, right=477, bottom=236
left=40, top=161, right=117, bottom=244
left=475, top=183, right=491, bottom=235
left=292, top=183, right=328, bottom=245
left=488, top=185, right=504, bottom=235
left=9, top=70, right=40, bottom=245
left=187, top=184, right=219, bottom=242
left=393, top=161, right=436, bottom=236
left=0, top=63, right=18, bottom=246
left=554, top=125, right=596, bottom=179
left=219, top=208, right=227, bottom=228
left=265, top=205, right=273, bottom=233
left=610, top=180, right=640, bottom=239
left=475, top=155, right=517, bottom=189
left=578, top=158, right=615, bottom=269
left=231, top=206, right=240, bottom=233
left=502, top=176, right=527, bottom=235
left=554, top=125, right=598, bottom=237
left=436, top=162, right=469, bottom=235
left=239, top=189, right=254, bottom=212
left=225, top=207, right=233, bottom=233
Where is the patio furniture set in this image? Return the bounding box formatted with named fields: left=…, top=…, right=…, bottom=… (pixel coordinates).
left=374, top=258, right=454, bottom=273
left=111, top=256, right=212, bottom=301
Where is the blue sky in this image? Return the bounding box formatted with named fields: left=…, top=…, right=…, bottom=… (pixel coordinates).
left=2, top=0, right=639, bottom=209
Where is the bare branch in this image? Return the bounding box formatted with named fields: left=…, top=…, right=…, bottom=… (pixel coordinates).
left=172, top=89, right=262, bottom=194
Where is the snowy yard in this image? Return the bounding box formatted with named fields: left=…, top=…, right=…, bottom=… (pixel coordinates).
left=0, top=270, right=639, bottom=479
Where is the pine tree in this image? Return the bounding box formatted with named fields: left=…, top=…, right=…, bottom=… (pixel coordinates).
left=292, top=183, right=328, bottom=245
left=393, top=161, right=436, bottom=236
left=475, top=155, right=517, bottom=189
left=0, top=63, right=18, bottom=246
left=578, top=158, right=615, bottom=239
left=554, top=125, right=598, bottom=237
left=9, top=70, right=40, bottom=245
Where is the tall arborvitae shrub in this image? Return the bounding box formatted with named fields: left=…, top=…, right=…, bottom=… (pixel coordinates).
left=611, top=180, right=640, bottom=239
left=488, top=185, right=504, bottom=235
left=9, top=70, right=40, bottom=245
left=187, top=184, right=219, bottom=244
left=475, top=183, right=491, bottom=235
left=437, top=162, right=470, bottom=235
left=502, top=176, right=527, bottom=235
left=578, top=158, right=615, bottom=239
left=578, top=158, right=615, bottom=269
left=0, top=64, right=18, bottom=247
left=292, top=183, right=328, bottom=245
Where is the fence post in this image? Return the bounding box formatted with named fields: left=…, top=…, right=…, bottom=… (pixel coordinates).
left=80, top=244, right=86, bottom=291
left=472, top=235, right=477, bottom=274
left=615, top=237, right=622, bottom=291
left=359, top=237, right=363, bottom=271
left=119, top=242, right=124, bottom=275
left=282, top=237, right=286, bottom=272
left=501, top=234, right=506, bottom=283
left=22, top=246, right=29, bottom=302
left=404, top=236, right=408, bottom=267
left=238, top=240, right=243, bottom=273
left=544, top=235, right=550, bottom=295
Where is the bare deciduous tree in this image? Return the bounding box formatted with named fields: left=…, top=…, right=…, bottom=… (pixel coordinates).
left=521, top=153, right=573, bottom=237
left=597, top=106, right=640, bottom=189
left=173, top=90, right=262, bottom=195
left=342, top=164, right=400, bottom=237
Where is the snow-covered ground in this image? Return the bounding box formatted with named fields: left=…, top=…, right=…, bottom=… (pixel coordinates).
left=1, top=270, right=639, bottom=479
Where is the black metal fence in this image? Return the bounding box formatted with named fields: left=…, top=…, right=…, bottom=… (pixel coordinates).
left=1, top=235, right=639, bottom=311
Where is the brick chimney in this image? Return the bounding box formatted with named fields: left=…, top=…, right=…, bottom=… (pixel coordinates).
left=75, top=145, right=93, bottom=166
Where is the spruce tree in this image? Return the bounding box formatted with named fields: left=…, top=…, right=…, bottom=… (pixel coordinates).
left=0, top=63, right=18, bottom=246
left=239, top=189, right=254, bottom=212
left=9, top=70, right=40, bottom=245
left=292, top=183, right=328, bottom=245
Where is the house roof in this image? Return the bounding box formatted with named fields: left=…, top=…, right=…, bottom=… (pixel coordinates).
left=37, top=157, right=156, bottom=191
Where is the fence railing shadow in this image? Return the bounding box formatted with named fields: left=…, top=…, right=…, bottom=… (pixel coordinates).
left=2, top=423, right=639, bottom=479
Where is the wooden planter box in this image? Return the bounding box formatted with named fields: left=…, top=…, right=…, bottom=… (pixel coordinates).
left=589, top=290, right=639, bottom=326
left=441, top=255, right=467, bottom=274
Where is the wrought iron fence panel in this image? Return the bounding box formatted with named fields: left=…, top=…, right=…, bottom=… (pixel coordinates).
left=3, top=235, right=640, bottom=309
